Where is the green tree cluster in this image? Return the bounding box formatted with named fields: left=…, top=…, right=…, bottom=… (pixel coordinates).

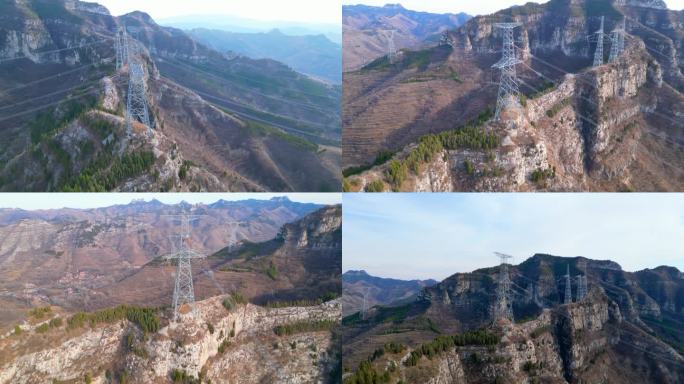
left=404, top=329, right=500, bottom=367
left=67, top=305, right=159, bottom=334
left=60, top=150, right=155, bottom=192
left=344, top=360, right=391, bottom=384
left=273, top=319, right=336, bottom=336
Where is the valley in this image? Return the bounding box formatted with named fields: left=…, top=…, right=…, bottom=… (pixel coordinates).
left=0, top=0, right=342, bottom=192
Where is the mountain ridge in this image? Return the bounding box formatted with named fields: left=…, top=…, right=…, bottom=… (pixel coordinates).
left=342, top=252, right=684, bottom=383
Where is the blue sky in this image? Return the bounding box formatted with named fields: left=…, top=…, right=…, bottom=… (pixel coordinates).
left=343, top=194, right=684, bottom=280
left=342, top=0, right=684, bottom=14
left=96, top=0, right=341, bottom=23
left=0, top=193, right=340, bottom=210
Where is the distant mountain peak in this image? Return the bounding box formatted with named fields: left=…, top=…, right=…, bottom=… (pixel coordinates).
left=270, top=196, right=292, bottom=203
left=383, top=3, right=406, bottom=10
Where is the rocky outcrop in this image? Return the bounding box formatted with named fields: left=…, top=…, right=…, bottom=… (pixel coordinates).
left=0, top=298, right=341, bottom=384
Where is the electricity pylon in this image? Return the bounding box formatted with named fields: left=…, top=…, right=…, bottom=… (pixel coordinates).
left=115, top=27, right=124, bottom=70
left=576, top=260, right=588, bottom=301
left=162, top=215, right=206, bottom=322
left=380, top=29, right=397, bottom=64
left=125, top=62, right=151, bottom=137
left=494, top=252, right=514, bottom=321
left=361, top=287, right=369, bottom=320
left=563, top=264, right=572, bottom=304
left=589, top=16, right=606, bottom=67
left=492, top=23, right=523, bottom=120
left=609, top=18, right=627, bottom=63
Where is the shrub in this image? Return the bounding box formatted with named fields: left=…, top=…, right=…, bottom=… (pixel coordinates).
left=273, top=320, right=336, bottom=336
left=29, top=306, right=51, bottom=319
left=13, top=325, right=22, bottom=336
left=206, top=322, right=215, bottom=334
left=49, top=317, right=62, bottom=328
left=464, top=160, right=475, bottom=175
left=530, top=167, right=556, bottom=183
left=265, top=260, right=279, bottom=280
left=404, top=329, right=500, bottom=367
left=385, top=160, right=407, bottom=189
left=36, top=323, right=49, bottom=333
left=365, top=180, right=385, bottom=192
left=218, top=339, right=231, bottom=354
left=66, top=305, right=159, bottom=334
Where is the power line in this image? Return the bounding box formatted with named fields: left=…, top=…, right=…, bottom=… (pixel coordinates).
left=0, top=75, right=125, bottom=123
left=0, top=39, right=110, bottom=64
left=516, top=54, right=683, bottom=127
left=157, top=56, right=339, bottom=114
left=1, top=61, right=107, bottom=95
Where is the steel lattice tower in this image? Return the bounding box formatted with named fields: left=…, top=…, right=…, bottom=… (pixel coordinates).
left=576, top=260, right=588, bottom=301
left=492, top=23, right=523, bottom=120
left=494, top=252, right=514, bottom=321
left=115, top=28, right=123, bottom=70
left=361, top=287, right=369, bottom=320
left=609, top=19, right=626, bottom=63
left=381, top=29, right=397, bottom=64
left=563, top=264, right=573, bottom=304
left=163, top=215, right=206, bottom=322
left=589, top=16, right=606, bottom=67
left=126, top=62, right=151, bottom=137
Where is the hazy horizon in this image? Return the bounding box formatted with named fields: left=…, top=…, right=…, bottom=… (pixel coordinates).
left=96, top=0, right=341, bottom=24
left=342, top=0, right=684, bottom=15
left=0, top=193, right=340, bottom=210
left=343, top=194, right=684, bottom=281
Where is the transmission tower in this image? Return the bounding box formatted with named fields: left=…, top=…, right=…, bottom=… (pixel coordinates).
left=494, top=252, right=514, bottom=321
left=125, top=61, right=151, bottom=137
left=492, top=23, right=523, bottom=120
left=576, top=260, right=588, bottom=301
left=361, top=287, right=369, bottom=320
left=380, top=29, right=397, bottom=64
left=563, top=264, right=572, bottom=304
left=609, top=18, right=627, bottom=63
left=162, top=215, right=206, bottom=322
left=115, top=27, right=123, bottom=70
left=589, top=16, right=606, bottom=67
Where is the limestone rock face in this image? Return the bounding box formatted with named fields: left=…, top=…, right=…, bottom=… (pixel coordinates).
left=0, top=298, right=341, bottom=384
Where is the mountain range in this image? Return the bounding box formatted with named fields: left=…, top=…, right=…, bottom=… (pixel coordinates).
left=343, top=253, right=684, bottom=383
left=0, top=0, right=341, bottom=192
left=188, top=28, right=342, bottom=84
left=0, top=198, right=342, bottom=383
left=342, top=270, right=437, bottom=316
left=0, top=197, right=329, bottom=327
left=342, top=0, right=684, bottom=192
left=343, top=4, right=471, bottom=70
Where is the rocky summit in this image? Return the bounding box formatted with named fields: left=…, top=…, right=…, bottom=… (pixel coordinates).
left=342, top=254, right=684, bottom=383
left=342, top=0, right=683, bottom=192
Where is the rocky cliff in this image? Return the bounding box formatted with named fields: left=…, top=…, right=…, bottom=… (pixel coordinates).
left=342, top=0, right=684, bottom=192
left=0, top=298, right=342, bottom=384
left=342, top=254, right=684, bottom=383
